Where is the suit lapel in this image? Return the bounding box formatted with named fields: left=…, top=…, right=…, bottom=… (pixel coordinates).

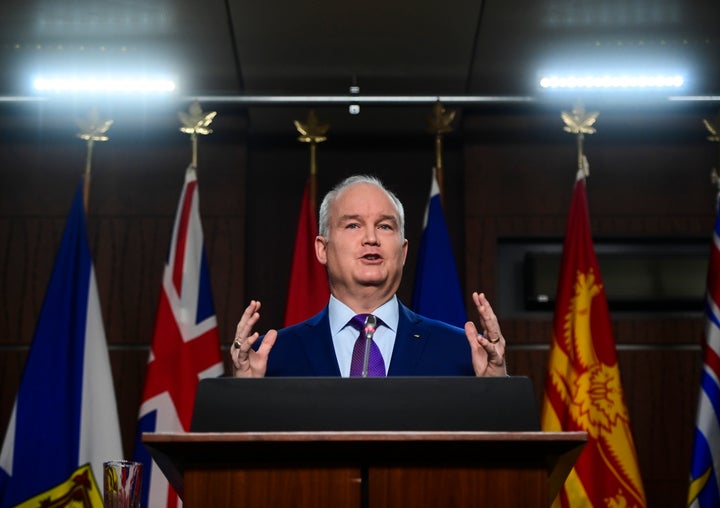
left=299, top=307, right=342, bottom=376
left=388, top=304, right=429, bottom=375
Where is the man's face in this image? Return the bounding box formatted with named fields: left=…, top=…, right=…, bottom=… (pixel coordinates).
left=315, top=182, right=408, bottom=302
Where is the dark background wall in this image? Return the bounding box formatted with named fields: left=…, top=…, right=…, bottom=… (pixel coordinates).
left=0, top=102, right=717, bottom=506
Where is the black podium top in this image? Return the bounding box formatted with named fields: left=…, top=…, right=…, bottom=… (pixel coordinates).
left=190, top=376, right=540, bottom=432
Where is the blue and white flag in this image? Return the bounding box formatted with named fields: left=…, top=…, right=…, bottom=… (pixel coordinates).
left=0, top=184, right=123, bottom=508
left=412, top=167, right=467, bottom=328
left=688, top=208, right=720, bottom=507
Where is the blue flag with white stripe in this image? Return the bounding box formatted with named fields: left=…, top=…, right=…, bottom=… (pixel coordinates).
left=0, top=184, right=122, bottom=508
left=412, top=168, right=467, bottom=328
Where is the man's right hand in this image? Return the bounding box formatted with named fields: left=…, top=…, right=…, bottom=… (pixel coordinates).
left=231, top=300, right=277, bottom=377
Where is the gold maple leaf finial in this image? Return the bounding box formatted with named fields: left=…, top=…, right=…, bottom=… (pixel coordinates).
left=179, top=101, right=217, bottom=136
left=76, top=108, right=113, bottom=212
left=561, top=103, right=599, bottom=135
left=294, top=110, right=329, bottom=144
left=706, top=116, right=720, bottom=202
left=76, top=108, right=113, bottom=142
left=703, top=118, right=719, bottom=143
left=427, top=100, right=456, bottom=135
left=561, top=102, right=598, bottom=180
left=179, top=101, right=217, bottom=170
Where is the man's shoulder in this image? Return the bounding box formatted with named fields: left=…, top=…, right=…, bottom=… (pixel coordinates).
left=398, top=302, right=465, bottom=334
left=277, top=307, right=328, bottom=336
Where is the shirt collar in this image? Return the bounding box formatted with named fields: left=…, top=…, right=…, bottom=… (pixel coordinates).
left=328, top=294, right=399, bottom=334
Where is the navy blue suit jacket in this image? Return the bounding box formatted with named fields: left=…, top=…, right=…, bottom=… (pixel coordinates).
left=259, top=302, right=475, bottom=376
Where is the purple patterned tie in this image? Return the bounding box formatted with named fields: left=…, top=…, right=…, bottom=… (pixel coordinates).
left=349, top=314, right=386, bottom=377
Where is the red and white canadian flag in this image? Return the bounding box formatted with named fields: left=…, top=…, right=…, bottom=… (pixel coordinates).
left=133, top=166, right=224, bottom=508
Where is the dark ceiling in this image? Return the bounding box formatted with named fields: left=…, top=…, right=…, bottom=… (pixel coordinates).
left=1, top=0, right=720, bottom=135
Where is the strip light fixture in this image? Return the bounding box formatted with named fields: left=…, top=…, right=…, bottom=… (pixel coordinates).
left=32, top=76, right=177, bottom=94
left=539, top=75, right=684, bottom=90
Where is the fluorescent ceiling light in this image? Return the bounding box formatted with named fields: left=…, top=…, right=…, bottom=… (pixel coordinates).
left=32, top=76, right=177, bottom=94
left=539, top=75, right=684, bottom=90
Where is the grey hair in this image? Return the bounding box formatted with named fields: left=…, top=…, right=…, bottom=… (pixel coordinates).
left=318, top=175, right=405, bottom=240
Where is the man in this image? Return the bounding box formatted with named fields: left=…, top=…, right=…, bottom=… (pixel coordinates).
left=231, top=174, right=507, bottom=377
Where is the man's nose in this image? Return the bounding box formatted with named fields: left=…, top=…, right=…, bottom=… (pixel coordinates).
left=363, top=228, right=379, bottom=244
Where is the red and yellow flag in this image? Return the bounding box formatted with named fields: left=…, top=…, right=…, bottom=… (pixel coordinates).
left=541, top=176, right=646, bottom=507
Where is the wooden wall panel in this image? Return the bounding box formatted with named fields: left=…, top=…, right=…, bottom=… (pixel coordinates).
left=0, top=218, right=66, bottom=344
left=622, top=350, right=701, bottom=507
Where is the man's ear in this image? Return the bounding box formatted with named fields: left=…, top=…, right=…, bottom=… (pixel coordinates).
left=315, top=236, right=328, bottom=265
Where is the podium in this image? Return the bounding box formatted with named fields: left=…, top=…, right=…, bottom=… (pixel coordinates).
left=143, top=430, right=587, bottom=508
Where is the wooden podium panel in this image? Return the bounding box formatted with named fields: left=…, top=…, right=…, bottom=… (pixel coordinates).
left=368, top=466, right=547, bottom=507
left=143, top=431, right=587, bottom=508
left=183, top=468, right=362, bottom=508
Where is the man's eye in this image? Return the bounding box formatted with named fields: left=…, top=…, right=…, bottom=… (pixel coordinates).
left=378, top=224, right=393, bottom=230
left=346, top=223, right=360, bottom=229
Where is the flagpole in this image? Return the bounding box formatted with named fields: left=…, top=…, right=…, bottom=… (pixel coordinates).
left=310, top=143, right=317, bottom=208
left=179, top=101, right=217, bottom=171
left=427, top=100, right=455, bottom=203
left=294, top=110, right=328, bottom=209
left=284, top=110, right=331, bottom=327
left=134, top=100, right=223, bottom=508
left=561, top=102, right=599, bottom=179
left=83, top=139, right=94, bottom=210
left=76, top=108, right=113, bottom=212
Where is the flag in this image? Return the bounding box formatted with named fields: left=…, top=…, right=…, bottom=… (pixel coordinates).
left=688, top=207, right=720, bottom=507
left=0, top=184, right=123, bottom=508
left=14, top=465, right=103, bottom=508
left=541, top=175, right=646, bottom=507
left=412, top=167, right=467, bottom=328
left=283, top=177, right=329, bottom=326
left=133, top=166, right=224, bottom=508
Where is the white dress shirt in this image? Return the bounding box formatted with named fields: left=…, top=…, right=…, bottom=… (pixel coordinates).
left=328, top=294, right=399, bottom=377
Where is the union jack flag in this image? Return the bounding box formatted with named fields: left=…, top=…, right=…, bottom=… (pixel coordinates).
left=688, top=207, right=720, bottom=507
left=133, top=166, right=224, bottom=508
